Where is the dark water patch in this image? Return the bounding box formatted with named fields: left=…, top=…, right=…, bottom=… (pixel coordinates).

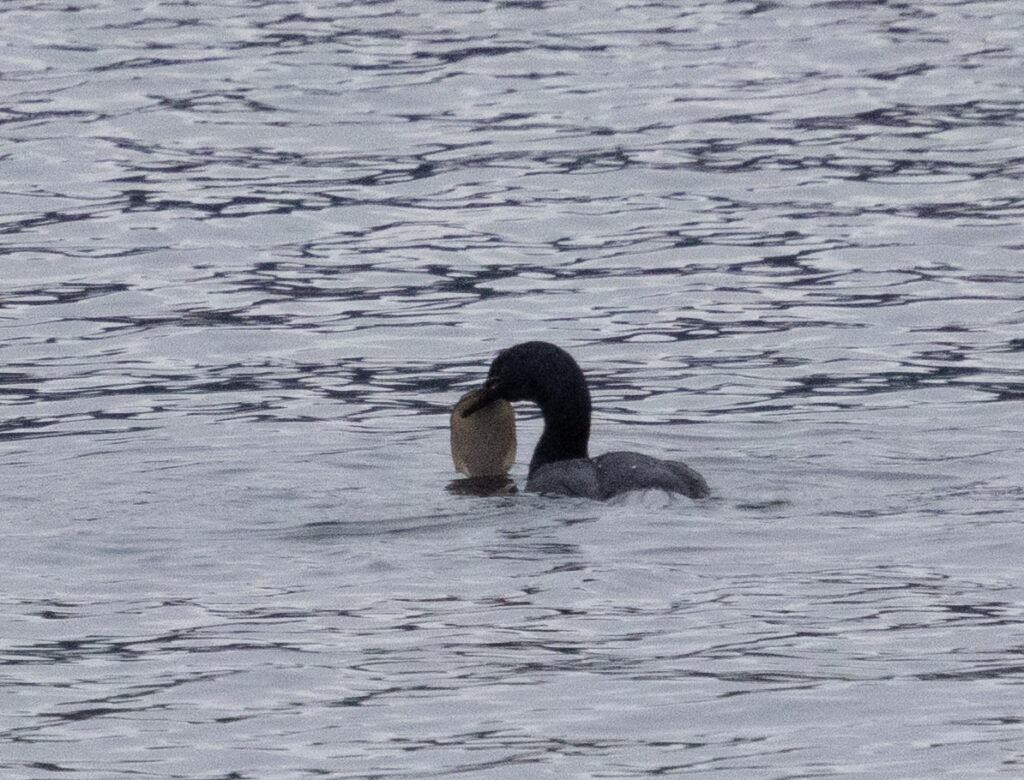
left=866, top=62, right=935, bottom=81
left=2, top=282, right=131, bottom=307
left=794, top=100, right=1024, bottom=134
left=0, top=106, right=102, bottom=128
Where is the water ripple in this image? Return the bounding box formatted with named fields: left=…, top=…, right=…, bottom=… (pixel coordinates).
left=3, top=0, right=1024, bottom=776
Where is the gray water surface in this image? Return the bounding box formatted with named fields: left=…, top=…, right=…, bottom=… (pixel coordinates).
left=2, top=0, right=1023, bottom=777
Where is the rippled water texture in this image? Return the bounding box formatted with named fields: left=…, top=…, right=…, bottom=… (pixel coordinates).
left=2, top=0, right=1023, bottom=777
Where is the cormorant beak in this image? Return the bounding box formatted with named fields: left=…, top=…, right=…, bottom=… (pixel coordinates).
left=460, top=381, right=500, bottom=417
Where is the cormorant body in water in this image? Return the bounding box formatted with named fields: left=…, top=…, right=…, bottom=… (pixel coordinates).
left=461, top=341, right=709, bottom=500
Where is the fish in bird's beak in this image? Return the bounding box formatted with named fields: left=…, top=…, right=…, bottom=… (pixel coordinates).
left=450, top=387, right=516, bottom=477
left=458, top=380, right=501, bottom=418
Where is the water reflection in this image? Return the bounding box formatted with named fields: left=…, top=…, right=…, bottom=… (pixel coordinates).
left=445, top=475, right=517, bottom=497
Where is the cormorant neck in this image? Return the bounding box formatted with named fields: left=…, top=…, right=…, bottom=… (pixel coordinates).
left=528, top=386, right=591, bottom=475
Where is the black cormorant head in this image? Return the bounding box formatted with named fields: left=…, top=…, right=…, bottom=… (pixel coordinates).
left=461, top=341, right=588, bottom=418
